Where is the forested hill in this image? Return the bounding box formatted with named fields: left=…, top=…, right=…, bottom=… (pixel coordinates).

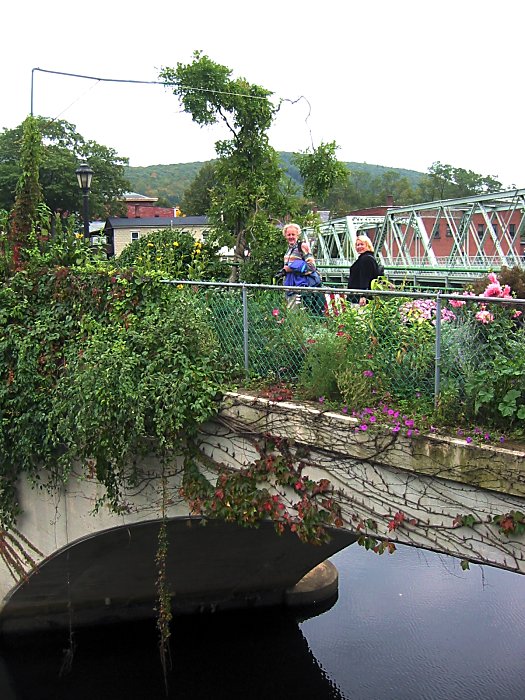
left=124, top=153, right=425, bottom=206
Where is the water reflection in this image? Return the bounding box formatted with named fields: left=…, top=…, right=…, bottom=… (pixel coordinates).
left=301, top=545, right=525, bottom=700
left=1, top=543, right=524, bottom=700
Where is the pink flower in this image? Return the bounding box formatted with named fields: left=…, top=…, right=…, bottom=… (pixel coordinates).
left=483, top=282, right=502, bottom=297
left=272, top=308, right=280, bottom=317
left=318, top=396, right=325, bottom=404
left=363, top=370, right=374, bottom=378
left=475, top=309, right=494, bottom=324
left=513, top=310, right=522, bottom=318
left=449, top=299, right=466, bottom=308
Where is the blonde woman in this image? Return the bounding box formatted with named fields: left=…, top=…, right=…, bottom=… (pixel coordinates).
left=347, top=234, right=380, bottom=305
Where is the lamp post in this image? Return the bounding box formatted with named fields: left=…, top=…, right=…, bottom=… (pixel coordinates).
left=75, top=163, right=94, bottom=240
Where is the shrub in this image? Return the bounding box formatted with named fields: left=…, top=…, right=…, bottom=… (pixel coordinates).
left=116, top=227, right=229, bottom=280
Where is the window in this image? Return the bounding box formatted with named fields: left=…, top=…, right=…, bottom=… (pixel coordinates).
left=510, top=223, right=516, bottom=237
left=131, top=231, right=140, bottom=242
left=477, top=224, right=484, bottom=237
left=446, top=225, right=452, bottom=237
left=433, top=226, right=440, bottom=238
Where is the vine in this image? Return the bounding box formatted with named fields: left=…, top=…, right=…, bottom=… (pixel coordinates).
left=155, top=466, right=172, bottom=695
left=180, top=435, right=343, bottom=545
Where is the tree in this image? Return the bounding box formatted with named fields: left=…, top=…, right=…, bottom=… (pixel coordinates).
left=9, top=116, right=44, bottom=253
left=180, top=161, right=218, bottom=215
left=160, top=52, right=292, bottom=280
left=0, top=117, right=130, bottom=219
left=416, top=161, right=503, bottom=202
left=293, top=141, right=348, bottom=204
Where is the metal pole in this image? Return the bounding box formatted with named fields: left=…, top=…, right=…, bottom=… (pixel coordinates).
left=242, top=285, right=249, bottom=374
left=31, top=68, right=35, bottom=116
left=82, top=190, right=90, bottom=240
left=434, top=292, right=442, bottom=408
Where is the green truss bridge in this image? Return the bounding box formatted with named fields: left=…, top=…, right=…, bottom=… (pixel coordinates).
left=305, top=188, right=525, bottom=289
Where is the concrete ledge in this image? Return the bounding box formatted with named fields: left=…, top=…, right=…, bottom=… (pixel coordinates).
left=219, top=392, right=525, bottom=498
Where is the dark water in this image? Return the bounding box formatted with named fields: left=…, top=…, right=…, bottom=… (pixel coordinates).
left=1, top=543, right=524, bottom=700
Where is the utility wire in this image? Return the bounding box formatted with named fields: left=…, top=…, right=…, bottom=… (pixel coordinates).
left=32, top=67, right=280, bottom=103
left=31, top=66, right=315, bottom=150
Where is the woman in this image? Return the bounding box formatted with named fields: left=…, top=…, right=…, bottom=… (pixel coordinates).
left=347, top=234, right=380, bottom=305
left=281, top=223, right=321, bottom=309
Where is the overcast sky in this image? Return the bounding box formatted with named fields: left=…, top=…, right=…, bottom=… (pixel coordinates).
left=2, top=0, right=524, bottom=188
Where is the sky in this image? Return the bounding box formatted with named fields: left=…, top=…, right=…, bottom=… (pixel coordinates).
left=2, top=0, right=524, bottom=188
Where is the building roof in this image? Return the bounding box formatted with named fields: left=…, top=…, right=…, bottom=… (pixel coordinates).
left=122, top=192, right=158, bottom=203
left=105, top=216, right=209, bottom=229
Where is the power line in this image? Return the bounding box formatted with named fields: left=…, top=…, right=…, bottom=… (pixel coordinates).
left=30, top=66, right=315, bottom=151
left=30, top=66, right=281, bottom=116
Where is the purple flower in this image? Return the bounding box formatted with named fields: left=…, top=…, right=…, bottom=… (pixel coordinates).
left=405, top=419, right=415, bottom=428
left=406, top=429, right=413, bottom=437
left=360, top=424, right=368, bottom=431
left=499, top=436, right=505, bottom=443
left=392, top=425, right=400, bottom=433
left=369, top=415, right=376, bottom=423
left=318, top=396, right=325, bottom=404
left=466, top=437, right=473, bottom=444
left=363, top=370, right=374, bottom=378
left=341, top=406, right=348, bottom=414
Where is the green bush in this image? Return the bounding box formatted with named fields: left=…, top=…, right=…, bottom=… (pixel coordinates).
left=0, top=266, right=224, bottom=526
left=116, top=227, right=229, bottom=280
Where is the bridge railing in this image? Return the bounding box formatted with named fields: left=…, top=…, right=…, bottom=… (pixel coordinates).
left=162, top=280, right=525, bottom=418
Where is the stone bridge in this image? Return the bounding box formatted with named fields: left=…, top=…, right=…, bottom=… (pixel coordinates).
left=1, top=392, right=524, bottom=634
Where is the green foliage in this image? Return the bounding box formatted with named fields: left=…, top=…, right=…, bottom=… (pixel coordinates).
left=298, top=327, right=349, bottom=402
left=293, top=141, right=348, bottom=203
left=180, top=161, right=217, bottom=215
left=239, top=215, right=284, bottom=284
left=462, top=314, right=525, bottom=428
left=298, top=295, right=437, bottom=409
left=492, top=511, right=525, bottom=536
left=0, top=117, right=129, bottom=219
left=207, top=289, right=315, bottom=379
left=416, top=161, right=503, bottom=202
left=126, top=154, right=425, bottom=215
left=160, top=53, right=302, bottom=278
left=180, top=436, right=343, bottom=544
left=125, top=161, right=206, bottom=207
left=10, top=116, right=44, bottom=249
left=0, top=263, right=224, bottom=527
left=467, top=266, right=525, bottom=299
left=115, top=226, right=229, bottom=280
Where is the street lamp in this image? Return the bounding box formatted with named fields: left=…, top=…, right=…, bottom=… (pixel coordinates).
left=75, top=163, right=94, bottom=240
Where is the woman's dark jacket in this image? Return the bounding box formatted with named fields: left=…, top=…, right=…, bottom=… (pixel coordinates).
left=347, top=251, right=379, bottom=291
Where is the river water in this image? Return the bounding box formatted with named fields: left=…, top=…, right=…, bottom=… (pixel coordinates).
left=1, top=542, right=524, bottom=699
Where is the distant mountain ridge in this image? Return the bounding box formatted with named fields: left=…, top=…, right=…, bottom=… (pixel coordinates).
left=124, top=152, right=425, bottom=206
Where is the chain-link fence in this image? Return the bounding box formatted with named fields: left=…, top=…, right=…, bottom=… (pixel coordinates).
left=163, top=280, right=525, bottom=422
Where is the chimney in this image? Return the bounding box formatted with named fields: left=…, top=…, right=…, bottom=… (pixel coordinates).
left=386, top=195, right=394, bottom=207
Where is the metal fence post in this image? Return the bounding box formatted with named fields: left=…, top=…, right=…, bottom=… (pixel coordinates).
left=242, top=284, right=249, bottom=374
left=434, top=291, right=442, bottom=408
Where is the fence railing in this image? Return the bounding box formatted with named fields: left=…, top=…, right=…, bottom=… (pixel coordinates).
left=162, top=279, right=525, bottom=414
